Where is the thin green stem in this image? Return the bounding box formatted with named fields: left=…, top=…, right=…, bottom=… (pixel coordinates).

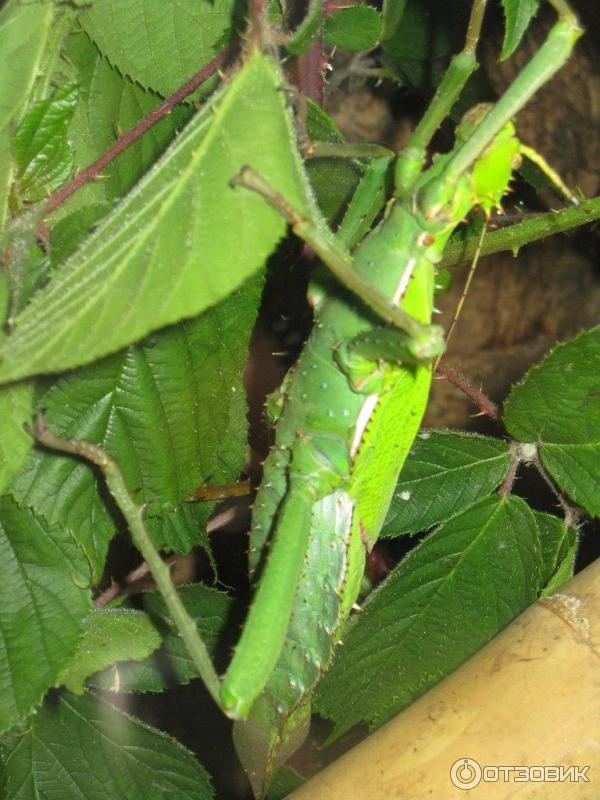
left=546, top=0, right=578, bottom=25
left=25, top=413, right=222, bottom=708
left=441, top=194, right=600, bottom=268
left=464, top=0, right=488, bottom=55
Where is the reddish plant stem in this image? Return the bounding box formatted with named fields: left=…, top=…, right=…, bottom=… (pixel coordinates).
left=250, top=0, right=265, bottom=45
left=499, top=443, right=520, bottom=496
left=45, top=44, right=235, bottom=215
left=436, top=361, right=500, bottom=420
left=533, top=453, right=577, bottom=520
left=297, top=32, right=325, bottom=106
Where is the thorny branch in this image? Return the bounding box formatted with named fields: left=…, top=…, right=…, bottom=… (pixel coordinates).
left=435, top=361, right=500, bottom=420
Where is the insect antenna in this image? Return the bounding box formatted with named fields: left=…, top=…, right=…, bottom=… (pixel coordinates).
left=434, top=220, right=487, bottom=372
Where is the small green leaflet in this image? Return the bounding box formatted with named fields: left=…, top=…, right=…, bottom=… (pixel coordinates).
left=0, top=52, right=311, bottom=383
left=0, top=498, right=90, bottom=734
left=14, top=83, right=78, bottom=203
left=381, top=431, right=510, bottom=536
left=534, top=511, right=577, bottom=594
left=504, top=327, right=600, bottom=516
left=324, top=5, right=381, bottom=52
left=0, top=693, right=214, bottom=800
left=501, top=0, right=540, bottom=60
left=58, top=609, right=162, bottom=694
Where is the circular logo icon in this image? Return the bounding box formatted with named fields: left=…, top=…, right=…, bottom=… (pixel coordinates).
left=450, top=758, right=482, bottom=789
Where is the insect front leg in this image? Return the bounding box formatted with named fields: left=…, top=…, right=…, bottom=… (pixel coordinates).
left=230, top=167, right=444, bottom=347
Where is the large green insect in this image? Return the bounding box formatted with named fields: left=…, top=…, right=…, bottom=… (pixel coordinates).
left=28, top=2, right=581, bottom=797
left=216, top=1, right=582, bottom=794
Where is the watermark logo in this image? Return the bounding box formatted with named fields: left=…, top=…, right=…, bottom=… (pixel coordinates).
left=451, top=759, right=481, bottom=790
left=450, top=758, right=590, bottom=789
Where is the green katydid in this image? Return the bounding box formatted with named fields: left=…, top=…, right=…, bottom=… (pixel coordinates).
left=26, top=1, right=582, bottom=797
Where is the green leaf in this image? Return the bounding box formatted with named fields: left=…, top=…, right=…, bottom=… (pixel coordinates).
left=0, top=382, right=33, bottom=494
left=91, top=584, right=232, bottom=693
left=0, top=692, right=214, bottom=799
left=381, top=431, right=510, bottom=537
left=542, top=537, right=577, bottom=596
left=501, top=0, right=540, bottom=60
left=285, top=0, right=324, bottom=55
left=14, top=83, right=78, bottom=203
left=0, top=274, right=33, bottom=493
left=534, top=511, right=577, bottom=595
left=381, top=0, right=408, bottom=41
left=266, top=766, right=305, bottom=800
left=315, top=496, right=547, bottom=738
left=381, top=0, right=469, bottom=94
left=80, top=0, right=239, bottom=97
left=50, top=203, right=110, bottom=266
left=306, top=99, right=345, bottom=144
left=0, top=205, right=52, bottom=323
left=11, top=282, right=260, bottom=579
left=58, top=609, right=162, bottom=693
left=62, top=31, right=191, bottom=214
left=305, top=101, right=361, bottom=225
left=503, top=327, right=600, bottom=517
left=324, top=6, right=381, bottom=51
left=0, top=497, right=90, bottom=734
left=0, top=53, right=311, bottom=383
left=0, top=0, right=54, bottom=225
